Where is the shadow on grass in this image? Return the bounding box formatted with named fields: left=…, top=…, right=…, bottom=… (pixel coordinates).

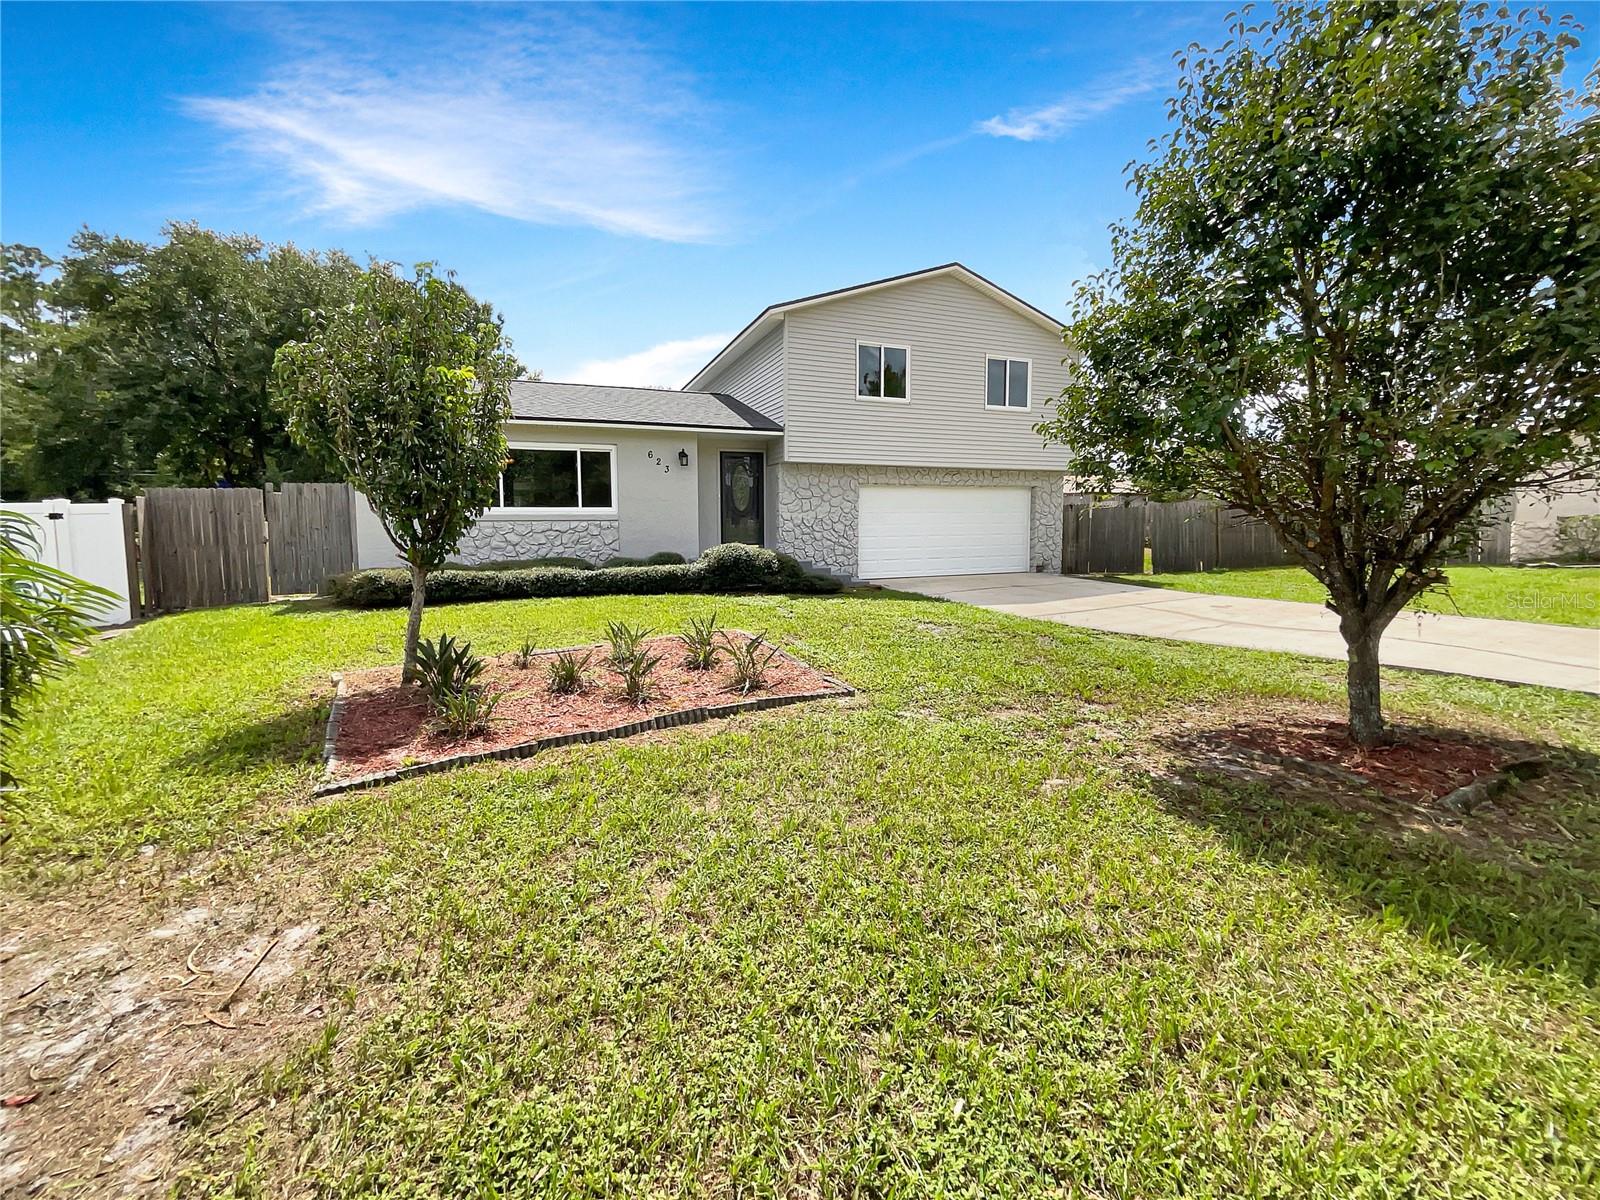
left=267, top=596, right=341, bottom=618
left=178, top=701, right=328, bottom=775
left=844, top=585, right=954, bottom=603
left=1149, top=731, right=1600, bottom=987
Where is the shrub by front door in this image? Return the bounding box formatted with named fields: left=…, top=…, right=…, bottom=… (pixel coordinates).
left=720, top=452, right=764, bottom=545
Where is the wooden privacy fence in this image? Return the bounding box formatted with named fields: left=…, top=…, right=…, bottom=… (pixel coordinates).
left=265, top=482, right=358, bottom=594
left=139, top=487, right=270, bottom=611
left=1062, top=493, right=1288, bottom=575
left=1149, top=500, right=1293, bottom=573
left=1064, top=492, right=1513, bottom=575
left=136, top=483, right=357, bottom=611
left=1450, top=497, right=1515, bottom=564
left=1061, top=495, right=1147, bottom=574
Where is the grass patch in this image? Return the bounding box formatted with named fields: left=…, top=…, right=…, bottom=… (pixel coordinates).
left=7, top=591, right=1599, bottom=1197
left=1107, top=564, right=1600, bottom=627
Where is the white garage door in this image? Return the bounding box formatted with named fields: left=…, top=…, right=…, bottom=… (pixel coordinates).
left=858, top=485, right=1031, bottom=577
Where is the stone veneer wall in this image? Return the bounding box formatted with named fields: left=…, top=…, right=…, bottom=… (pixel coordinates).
left=775, top=463, right=1065, bottom=577
left=453, top=517, right=620, bottom=565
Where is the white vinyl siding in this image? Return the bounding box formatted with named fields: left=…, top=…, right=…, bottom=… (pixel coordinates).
left=858, top=485, right=1031, bottom=576
left=694, top=324, right=785, bottom=424
left=782, top=272, right=1069, bottom=469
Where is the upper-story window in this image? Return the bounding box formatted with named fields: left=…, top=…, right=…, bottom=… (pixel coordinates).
left=499, top=445, right=615, bottom=511
left=985, top=357, right=1030, bottom=409
left=857, top=342, right=909, bottom=401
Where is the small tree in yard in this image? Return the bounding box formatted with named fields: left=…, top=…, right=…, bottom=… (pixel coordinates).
left=274, top=263, right=518, bottom=679
left=1042, top=2, right=1599, bottom=745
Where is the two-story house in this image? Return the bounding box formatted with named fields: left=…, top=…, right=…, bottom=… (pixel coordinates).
left=449, top=263, right=1069, bottom=579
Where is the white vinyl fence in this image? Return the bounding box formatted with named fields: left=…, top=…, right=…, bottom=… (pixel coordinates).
left=8, top=499, right=138, bottom=625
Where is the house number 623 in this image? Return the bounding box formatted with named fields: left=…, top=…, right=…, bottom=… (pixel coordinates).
left=646, top=450, right=671, bottom=473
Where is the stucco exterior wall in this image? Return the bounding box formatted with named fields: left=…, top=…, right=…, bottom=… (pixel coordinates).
left=776, top=463, right=1065, bottom=577
left=456, top=423, right=704, bottom=565
left=352, top=491, right=407, bottom=569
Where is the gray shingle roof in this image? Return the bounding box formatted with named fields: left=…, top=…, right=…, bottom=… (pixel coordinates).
left=505, top=380, right=782, bottom=432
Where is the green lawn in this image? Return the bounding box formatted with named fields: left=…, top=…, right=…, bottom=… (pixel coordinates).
left=1106, top=564, right=1600, bottom=627
left=9, top=592, right=1600, bottom=1198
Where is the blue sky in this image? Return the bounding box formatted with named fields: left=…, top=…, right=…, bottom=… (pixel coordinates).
left=4, top=2, right=1593, bottom=387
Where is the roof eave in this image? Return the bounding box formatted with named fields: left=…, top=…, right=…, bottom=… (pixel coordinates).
left=506, top=416, right=783, bottom=436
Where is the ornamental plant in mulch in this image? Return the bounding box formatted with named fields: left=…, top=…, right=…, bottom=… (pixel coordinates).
left=322, top=629, right=850, bottom=789
left=680, top=613, right=721, bottom=671
left=413, top=633, right=501, bottom=739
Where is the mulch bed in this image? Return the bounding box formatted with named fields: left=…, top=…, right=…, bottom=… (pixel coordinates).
left=1215, top=716, right=1507, bottom=801
left=323, top=634, right=849, bottom=787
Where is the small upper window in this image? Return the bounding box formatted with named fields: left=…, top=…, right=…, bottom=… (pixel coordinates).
left=985, top=357, right=1030, bottom=409
left=500, top=446, right=614, bottom=510
left=858, top=342, right=908, bottom=400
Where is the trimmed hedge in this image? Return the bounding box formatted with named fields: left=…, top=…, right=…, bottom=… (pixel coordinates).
left=325, top=543, right=841, bottom=608
left=442, top=551, right=689, bottom=572
left=601, top=551, right=688, bottom=568
left=445, top=555, right=596, bottom=571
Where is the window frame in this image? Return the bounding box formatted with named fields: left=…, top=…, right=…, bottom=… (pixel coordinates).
left=855, top=339, right=911, bottom=404
left=984, top=355, right=1032, bottom=411
left=493, top=441, right=618, bottom=515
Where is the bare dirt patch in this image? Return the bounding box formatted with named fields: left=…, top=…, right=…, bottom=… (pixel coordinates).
left=0, top=854, right=364, bottom=1197
left=329, top=634, right=848, bottom=781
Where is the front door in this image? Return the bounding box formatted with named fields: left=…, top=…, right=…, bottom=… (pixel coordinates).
left=720, top=452, right=765, bottom=545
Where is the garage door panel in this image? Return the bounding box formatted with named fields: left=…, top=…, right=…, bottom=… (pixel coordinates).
left=858, top=485, right=1030, bottom=577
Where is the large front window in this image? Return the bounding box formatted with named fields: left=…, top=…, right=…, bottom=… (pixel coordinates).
left=499, top=446, right=614, bottom=510
left=857, top=342, right=909, bottom=400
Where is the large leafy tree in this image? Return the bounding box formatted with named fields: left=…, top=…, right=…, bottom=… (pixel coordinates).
left=105, top=224, right=361, bottom=486
left=273, top=263, right=519, bottom=679
left=2, top=224, right=359, bottom=499
left=5, top=243, right=115, bottom=499
left=1041, top=2, right=1599, bottom=745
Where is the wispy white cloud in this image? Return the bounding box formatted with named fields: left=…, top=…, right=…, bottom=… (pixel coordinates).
left=978, top=64, right=1161, bottom=142
left=186, top=11, right=721, bottom=241
left=564, top=332, right=732, bottom=389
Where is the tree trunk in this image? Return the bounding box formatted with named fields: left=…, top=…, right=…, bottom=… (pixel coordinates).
left=402, top=564, right=427, bottom=682
left=1340, top=617, right=1387, bottom=746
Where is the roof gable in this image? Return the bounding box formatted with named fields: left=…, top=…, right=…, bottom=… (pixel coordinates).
left=686, top=263, right=1061, bottom=391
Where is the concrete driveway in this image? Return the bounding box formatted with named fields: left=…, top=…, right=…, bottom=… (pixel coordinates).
left=876, top=572, right=1600, bottom=694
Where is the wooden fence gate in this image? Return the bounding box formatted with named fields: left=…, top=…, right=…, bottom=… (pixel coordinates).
left=137, top=483, right=358, bottom=611
left=139, top=487, right=270, bottom=611
left=264, top=483, right=357, bottom=594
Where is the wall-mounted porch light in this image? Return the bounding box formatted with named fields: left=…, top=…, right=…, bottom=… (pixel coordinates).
left=678, top=448, right=690, bottom=468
